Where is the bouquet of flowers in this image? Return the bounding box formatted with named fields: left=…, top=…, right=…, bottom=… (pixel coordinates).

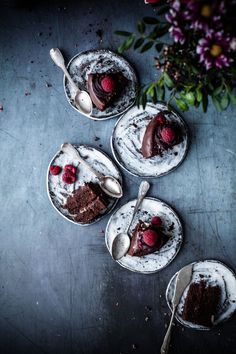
left=115, top=0, right=236, bottom=112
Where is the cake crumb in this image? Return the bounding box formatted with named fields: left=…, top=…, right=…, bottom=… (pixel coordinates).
left=0, top=105, right=3, bottom=112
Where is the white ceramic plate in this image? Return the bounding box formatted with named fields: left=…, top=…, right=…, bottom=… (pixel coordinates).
left=111, top=102, right=189, bottom=177
left=47, top=144, right=122, bottom=226
left=105, top=197, right=183, bottom=274
left=64, top=49, right=138, bottom=120
left=166, top=260, right=236, bottom=330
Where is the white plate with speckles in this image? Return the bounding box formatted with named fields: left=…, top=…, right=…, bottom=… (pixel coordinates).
left=111, top=102, right=189, bottom=177
left=105, top=197, right=183, bottom=274
left=64, top=49, right=138, bottom=120
left=166, top=260, right=236, bottom=330
left=47, top=144, right=122, bottom=226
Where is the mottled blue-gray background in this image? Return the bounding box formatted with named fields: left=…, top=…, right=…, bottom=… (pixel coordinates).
left=0, top=1, right=236, bottom=353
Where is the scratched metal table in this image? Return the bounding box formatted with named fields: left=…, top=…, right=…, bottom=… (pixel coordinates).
left=0, top=1, right=236, bottom=354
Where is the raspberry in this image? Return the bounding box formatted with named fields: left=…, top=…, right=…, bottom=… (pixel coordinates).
left=143, top=229, right=158, bottom=247
left=49, top=165, right=62, bottom=175
left=101, top=76, right=116, bottom=93
left=151, top=216, right=162, bottom=227
left=62, top=172, right=76, bottom=184
left=64, top=164, right=77, bottom=175
left=161, top=127, right=176, bottom=143
left=156, top=113, right=166, bottom=125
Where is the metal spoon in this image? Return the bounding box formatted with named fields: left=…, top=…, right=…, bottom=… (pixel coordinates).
left=111, top=180, right=150, bottom=260
left=50, top=48, right=93, bottom=116
left=61, top=143, right=123, bottom=199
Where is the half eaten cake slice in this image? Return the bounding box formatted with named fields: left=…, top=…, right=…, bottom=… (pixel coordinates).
left=87, top=72, right=127, bottom=111
left=64, top=182, right=109, bottom=223
left=128, top=216, right=169, bottom=257
left=182, top=280, right=221, bottom=327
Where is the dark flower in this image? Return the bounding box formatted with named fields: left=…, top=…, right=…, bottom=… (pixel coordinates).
left=183, top=0, right=226, bottom=32
left=166, top=0, right=186, bottom=44
left=196, top=30, right=232, bottom=69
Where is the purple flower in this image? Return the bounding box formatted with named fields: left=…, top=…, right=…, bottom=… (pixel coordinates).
left=197, top=31, right=232, bottom=70
left=166, top=0, right=186, bottom=44
left=183, top=1, right=226, bottom=32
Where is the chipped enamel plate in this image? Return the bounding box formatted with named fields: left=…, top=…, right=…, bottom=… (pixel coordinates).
left=166, top=260, right=236, bottom=330
left=105, top=197, right=183, bottom=274
left=47, top=144, right=122, bottom=226
left=111, top=102, right=189, bottom=177
left=64, top=49, right=138, bottom=120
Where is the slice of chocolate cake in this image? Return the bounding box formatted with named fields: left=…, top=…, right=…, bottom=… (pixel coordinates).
left=141, top=112, right=182, bottom=158
left=182, top=280, right=221, bottom=327
left=87, top=72, right=127, bottom=111
left=64, top=182, right=109, bottom=223
left=128, top=219, right=169, bottom=257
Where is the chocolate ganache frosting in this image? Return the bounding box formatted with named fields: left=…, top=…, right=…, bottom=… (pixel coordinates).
left=87, top=72, right=127, bottom=111
left=141, top=112, right=182, bottom=158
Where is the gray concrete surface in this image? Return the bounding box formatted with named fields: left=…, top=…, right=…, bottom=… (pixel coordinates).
left=0, top=1, right=236, bottom=353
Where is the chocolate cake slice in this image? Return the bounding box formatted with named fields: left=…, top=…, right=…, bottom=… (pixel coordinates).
left=128, top=220, right=169, bottom=257
left=182, top=280, right=221, bottom=327
left=64, top=182, right=109, bottom=223
left=87, top=72, right=127, bottom=111
left=141, top=112, right=182, bottom=158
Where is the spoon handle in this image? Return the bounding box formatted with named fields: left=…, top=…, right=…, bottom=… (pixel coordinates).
left=126, top=181, right=150, bottom=234
left=61, top=143, right=103, bottom=180
left=160, top=305, right=176, bottom=354
left=49, top=48, right=79, bottom=93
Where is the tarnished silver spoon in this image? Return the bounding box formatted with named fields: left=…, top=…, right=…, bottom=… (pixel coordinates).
left=111, top=180, right=150, bottom=260
left=61, top=143, right=123, bottom=199
left=50, top=48, right=93, bottom=116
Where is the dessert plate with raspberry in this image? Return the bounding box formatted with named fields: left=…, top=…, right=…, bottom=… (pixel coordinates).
left=111, top=102, right=189, bottom=177
left=47, top=144, right=122, bottom=225
left=166, top=260, right=236, bottom=330
left=105, top=197, right=183, bottom=273
left=64, top=49, right=138, bottom=120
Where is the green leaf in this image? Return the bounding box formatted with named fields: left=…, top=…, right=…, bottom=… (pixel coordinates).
left=184, top=92, right=195, bottom=105
left=229, top=93, right=236, bottom=104
left=220, top=94, right=229, bottom=110
left=114, top=31, right=132, bottom=37
left=118, top=35, right=135, bottom=53
left=163, top=72, right=174, bottom=89
left=212, top=95, right=221, bottom=112
left=196, top=88, right=203, bottom=103
left=146, top=83, right=155, bottom=96
left=155, top=43, right=164, bottom=52
left=213, top=85, right=223, bottom=96
left=143, top=17, right=160, bottom=25
left=140, top=41, right=154, bottom=53
left=137, top=21, right=145, bottom=34
left=134, top=38, right=145, bottom=50
left=175, top=98, right=189, bottom=111
left=141, top=92, right=147, bottom=109
left=202, top=92, right=208, bottom=112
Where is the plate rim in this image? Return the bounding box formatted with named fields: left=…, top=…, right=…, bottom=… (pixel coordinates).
left=110, top=101, right=190, bottom=178
left=63, top=48, right=139, bottom=121
left=46, top=144, right=123, bottom=226
left=165, top=259, right=236, bottom=330
left=105, top=196, right=184, bottom=274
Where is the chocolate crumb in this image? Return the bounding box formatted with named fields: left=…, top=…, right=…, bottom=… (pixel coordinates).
left=25, top=91, right=31, bottom=96
left=94, top=136, right=100, bottom=141
left=168, top=222, right=175, bottom=232
left=46, top=82, right=52, bottom=88
left=0, top=105, right=3, bottom=112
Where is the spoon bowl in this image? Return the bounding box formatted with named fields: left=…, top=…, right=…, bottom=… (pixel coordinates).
left=100, top=176, right=123, bottom=199
left=111, top=181, right=150, bottom=260
left=50, top=48, right=93, bottom=116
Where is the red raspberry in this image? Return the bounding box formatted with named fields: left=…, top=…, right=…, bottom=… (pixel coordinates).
left=62, top=172, right=76, bottom=184
left=151, top=216, right=162, bottom=227
left=161, top=127, right=176, bottom=143
left=156, top=113, right=166, bottom=125
left=49, top=165, right=62, bottom=175
left=101, top=76, right=116, bottom=93
left=143, top=229, right=158, bottom=247
left=64, top=164, right=77, bottom=175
